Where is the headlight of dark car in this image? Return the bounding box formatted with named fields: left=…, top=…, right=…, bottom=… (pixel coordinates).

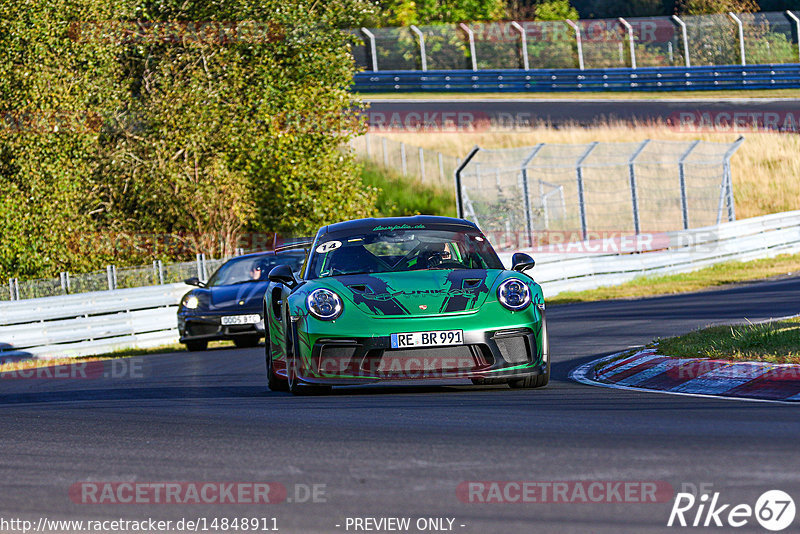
left=181, top=294, right=202, bottom=310
left=306, top=288, right=343, bottom=321
left=497, top=279, right=531, bottom=311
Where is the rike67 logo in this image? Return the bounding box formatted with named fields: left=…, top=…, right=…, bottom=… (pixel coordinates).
left=668, top=489, right=795, bottom=531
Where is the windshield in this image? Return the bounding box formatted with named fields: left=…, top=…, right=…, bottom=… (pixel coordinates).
left=207, top=253, right=304, bottom=287
left=307, top=227, right=503, bottom=279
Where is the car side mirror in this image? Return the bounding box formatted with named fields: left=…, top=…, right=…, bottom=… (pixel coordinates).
left=511, top=252, right=535, bottom=272
left=184, top=277, right=205, bottom=287
left=268, top=264, right=296, bottom=287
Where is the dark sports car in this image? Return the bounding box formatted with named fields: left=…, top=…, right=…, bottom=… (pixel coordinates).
left=264, top=215, right=549, bottom=394
left=178, top=251, right=306, bottom=351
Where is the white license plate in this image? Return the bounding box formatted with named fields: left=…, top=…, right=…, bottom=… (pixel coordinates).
left=221, top=314, right=261, bottom=326
left=391, top=330, right=464, bottom=349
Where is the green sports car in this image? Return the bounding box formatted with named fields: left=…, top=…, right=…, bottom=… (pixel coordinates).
left=264, top=216, right=549, bottom=395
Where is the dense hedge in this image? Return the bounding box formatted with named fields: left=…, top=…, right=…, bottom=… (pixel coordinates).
left=0, top=0, right=377, bottom=279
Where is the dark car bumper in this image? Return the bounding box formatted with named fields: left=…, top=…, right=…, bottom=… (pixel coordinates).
left=292, top=327, right=547, bottom=385
left=178, top=312, right=265, bottom=343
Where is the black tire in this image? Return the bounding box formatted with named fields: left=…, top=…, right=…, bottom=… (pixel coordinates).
left=265, top=327, right=288, bottom=392
left=233, top=335, right=260, bottom=349
left=285, top=323, right=330, bottom=396
left=507, top=369, right=549, bottom=389
left=184, top=340, right=208, bottom=352
left=264, top=306, right=288, bottom=392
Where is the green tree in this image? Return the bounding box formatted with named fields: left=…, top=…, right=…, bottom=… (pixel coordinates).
left=0, top=0, right=377, bottom=279
left=535, top=0, right=579, bottom=20
left=376, top=0, right=508, bottom=26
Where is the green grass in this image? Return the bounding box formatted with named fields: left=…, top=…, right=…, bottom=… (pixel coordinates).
left=655, top=317, right=800, bottom=364
left=360, top=160, right=457, bottom=218
left=549, top=252, right=800, bottom=305
left=360, top=89, right=800, bottom=100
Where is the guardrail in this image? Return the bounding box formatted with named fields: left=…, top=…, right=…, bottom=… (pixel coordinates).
left=1, top=211, right=798, bottom=361
left=497, top=210, right=800, bottom=296
left=0, top=283, right=190, bottom=361
left=353, top=64, right=800, bottom=92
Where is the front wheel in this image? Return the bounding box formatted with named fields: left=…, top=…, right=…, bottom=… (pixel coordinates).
left=508, top=316, right=550, bottom=389
left=285, top=325, right=330, bottom=396
left=265, top=340, right=288, bottom=393
left=234, top=335, right=261, bottom=349
left=184, top=340, right=208, bottom=352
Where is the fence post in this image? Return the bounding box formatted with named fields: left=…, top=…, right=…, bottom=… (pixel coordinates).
left=510, top=22, right=529, bottom=70
left=728, top=12, right=746, bottom=66
left=565, top=20, right=584, bottom=70
left=678, top=140, right=701, bottom=230
left=8, top=278, right=17, bottom=301
left=539, top=180, right=548, bottom=228
left=459, top=23, right=478, bottom=71
left=409, top=25, right=427, bottom=71
left=400, top=142, right=407, bottom=175
left=419, top=147, right=426, bottom=182
left=106, top=265, right=115, bottom=291
left=671, top=15, right=691, bottom=68
left=618, top=18, right=637, bottom=69
left=201, top=253, right=208, bottom=282
left=723, top=136, right=744, bottom=222
left=438, top=152, right=445, bottom=184
left=360, top=28, right=378, bottom=71
left=454, top=146, right=481, bottom=219
left=576, top=142, right=598, bottom=241
left=628, top=140, right=650, bottom=235
left=382, top=137, right=389, bottom=167
left=521, top=144, right=545, bottom=247
left=196, top=253, right=203, bottom=280
left=60, top=272, right=68, bottom=294
left=365, top=132, right=371, bottom=158
left=787, top=11, right=800, bottom=62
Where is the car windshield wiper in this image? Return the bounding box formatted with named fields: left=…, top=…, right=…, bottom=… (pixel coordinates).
left=230, top=279, right=262, bottom=285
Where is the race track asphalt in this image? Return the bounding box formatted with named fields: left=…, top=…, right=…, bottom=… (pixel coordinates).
left=365, top=98, right=800, bottom=128
left=1, top=275, right=799, bottom=533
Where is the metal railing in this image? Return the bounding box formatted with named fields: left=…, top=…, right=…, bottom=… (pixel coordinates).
left=353, top=11, right=800, bottom=72
left=353, top=64, right=800, bottom=92
left=496, top=210, right=800, bottom=297
left=3, top=254, right=224, bottom=302
left=0, top=283, right=189, bottom=361
left=455, top=138, right=744, bottom=249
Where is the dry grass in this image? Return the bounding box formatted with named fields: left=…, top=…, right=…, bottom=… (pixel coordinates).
left=379, top=124, right=800, bottom=220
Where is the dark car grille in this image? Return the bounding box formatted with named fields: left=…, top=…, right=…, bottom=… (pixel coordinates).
left=367, top=345, right=487, bottom=374
left=494, top=334, right=531, bottom=364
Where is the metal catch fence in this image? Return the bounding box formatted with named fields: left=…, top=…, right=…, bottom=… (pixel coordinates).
left=455, top=138, right=744, bottom=250
left=3, top=254, right=226, bottom=302
left=353, top=11, right=800, bottom=72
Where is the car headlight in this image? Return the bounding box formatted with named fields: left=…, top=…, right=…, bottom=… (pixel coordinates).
left=497, top=279, right=531, bottom=311
left=306, top=288, right=343, bottom=321
left=182, top=295, right=200, bottom=310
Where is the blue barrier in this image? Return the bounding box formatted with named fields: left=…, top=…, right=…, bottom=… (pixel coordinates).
left=353, top=64, right=800, bottom=92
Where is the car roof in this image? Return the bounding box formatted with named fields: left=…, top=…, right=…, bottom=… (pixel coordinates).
left=235, top=249, right=305, bottom=260
left=317, top=216, right=478, bottom=238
